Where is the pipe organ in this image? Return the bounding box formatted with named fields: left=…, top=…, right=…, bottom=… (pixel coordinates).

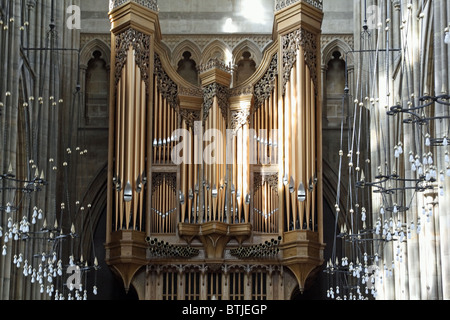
left=105, top=0, right=324, bottom=299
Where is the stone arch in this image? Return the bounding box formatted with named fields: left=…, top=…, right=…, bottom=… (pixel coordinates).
left=232, top=39, right=262, bottom=68
left=176, top=51, right=199, bottom=86
left=80, top=38, right=111, bottom=70
left=171, top=39, right=202, bottom=69
left=172, top=40, right=202, bottom=86
left=84, top=50, right=109, bottom=126
left=321, top=39, right=354, bottom=128
left=200, top=39, right=232, bottom=66
left=321, top=38, right=353, bottom=67
left=79, top=39, right=111, bottom=127
left=232, top=40, right=261, bottom=86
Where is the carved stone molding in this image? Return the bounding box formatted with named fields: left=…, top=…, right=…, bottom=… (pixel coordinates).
left=254, top=173, right=279, bottom=194
left=115, top=28, right=151, bottom=93
left=109, top=0, right=158, bottom=12
left=80, top=33, right=111, bottom=48
left=282, top=28, right=318, bottom=95
left=161, top=34, right=273, bottom=53
left=151, top=172, right=176, bottom=192
left=320, top=34, right=354, bottom=53
left=253, top=53, right=278, bottom=111
left=229, top=86, right=254, bottom=98
left=230, top=108, right=250, bottom=133
left=197, top=58, right=233, bottom=74
left=178, top=86, right=203, bottom=98
left=147, top=263, right=282, bottom=274
left=202, top=83, right=230, bottom=123
left=154, top=53, right=179, bottom=109
left=179, top=108, right=201, bottom=130
left=275, top=0, right=323, bottom=12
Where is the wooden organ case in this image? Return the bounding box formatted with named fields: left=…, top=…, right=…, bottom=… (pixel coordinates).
left=105, top=0, right=324, bottom=300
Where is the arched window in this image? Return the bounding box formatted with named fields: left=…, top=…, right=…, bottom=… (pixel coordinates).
left=324, top=51, right=346, bottom=127
left=85, top=50, right=109, bottom=127
left=177, top=51, right=199, bottom=85
left=235, top=51, right=256, bottom=86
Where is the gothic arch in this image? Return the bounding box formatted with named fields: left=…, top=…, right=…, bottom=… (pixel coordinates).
left=232, top=39, right=262, bottom=68
left=80, top=38, right=111, bottom=70
left=200, top=39, right=232, bottom=66
left=321, top=38, right=353, bottom=67
left=171, top=39, right=202, bottom=70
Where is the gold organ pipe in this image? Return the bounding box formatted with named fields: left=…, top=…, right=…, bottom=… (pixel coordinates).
left=217, top=110, right=224, bottom=222
left=256, top=106, right=260, bottom=162
left=164, top=178, right=167, bottom=232
left=125, top=48, right=135, bottom=229
left=167, top=180, right=171, bottom=232
left=153, top=78, right=158, bottom=164
left=172, top=185, right=175, bottom=232
left=222, top=114, right=226, bottom=222
left=119, top=61, right=127, bottom=230
left=273, top=80, right=278, bottom=164
left=208, top=126, right=212, bottom=223
left=160, top=181, right=163, bottom=233
left=186, top=122, right=191, bottom=222
left=253, top=111, right=257, bottom=163
left=170, top=104, right=175, bottom=162
left=140, top=79, right=146, bottom=230
left=115, top=78, right=122, bottom=231
left=311, top=79, right=317, bottom=231
left=164, top=179, right=168, bottom=232
left=216, top=106, right=222, bottom=222
left=263, top=181, right=268, bottom=232
left=181, top=119, right=187, bottom=223
left=243, top=123, right=249, bottom=223
left=173, top=105, right=177, bottom=161
left=292, top=60, right=300, bottom=230
left=163, top=97, right=166, bottom=163
left=212, top=102, right=218, bottom=221
left=237, top=127, right=242, bottom=223
left=218, top=106, right=225, bottom=222
left=255, top=184, right=259, bottom=232
left=277, top=77, right=284, bottom=234
left=296, top=50, right=305, bottom=230
left=268, top=94, right=272, bottom=161
left=265, top=99, right=269, bottom=161
left=233, top=130, right=237, bottom=223
left=158, top=91, right=163, bottom=164
left=284, top=81, right=291, bottom=230
left=166, top=102, right=171, bottom=163
left=133, top=64, right=140, bottom=230
left=305, top=59, right=312, bottom=230
left=206, top=110, right=210, bottom=221
left=193, top=128, right=198, bottom=223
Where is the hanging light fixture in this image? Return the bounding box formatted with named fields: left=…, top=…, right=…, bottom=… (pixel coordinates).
left=0, top=0, right=99, bottom=300
left=326, top=0, right=448, bottom=300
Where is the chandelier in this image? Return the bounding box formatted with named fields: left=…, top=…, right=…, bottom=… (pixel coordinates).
left=0, top=0, right=99, bottom=300
left=325, top=0, right=446, bottom=300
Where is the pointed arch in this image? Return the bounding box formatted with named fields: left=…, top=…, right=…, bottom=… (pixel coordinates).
left=321, top=38, right=354, bottom=67
left=80, top=38, right=111, bottom=70
left=200, top=39, right=233, bottom=66
left=171, top=39, right=202, bottom=69
left=232, top=39, right=263, bottom=67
